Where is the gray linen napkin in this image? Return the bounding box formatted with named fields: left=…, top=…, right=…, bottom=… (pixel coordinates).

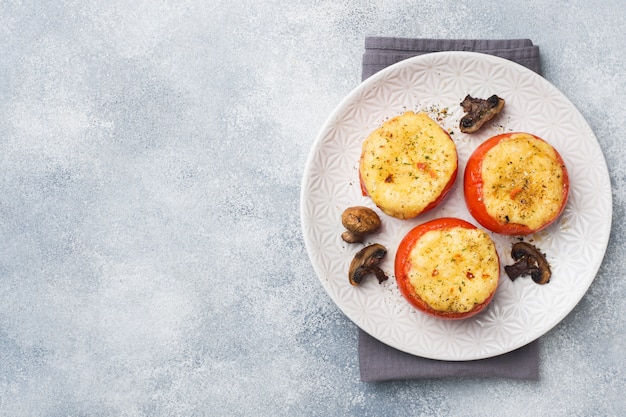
left=359, top=38, right=542, bottom=382
left=362, top=37, right=541, bottom=79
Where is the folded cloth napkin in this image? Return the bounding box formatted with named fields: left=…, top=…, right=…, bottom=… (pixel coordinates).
left=362, top=37, right=541, bottom=79
left=358, top=38, right=542, bottom=382
left=359, top=331, right=540, bottom=381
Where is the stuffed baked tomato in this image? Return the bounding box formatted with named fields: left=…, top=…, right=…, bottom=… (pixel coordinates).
left=360, top=111, right=458, bottom=220
left=464, top=132, right=569, bottom=236
left=394, top=218, right=500, bottom=320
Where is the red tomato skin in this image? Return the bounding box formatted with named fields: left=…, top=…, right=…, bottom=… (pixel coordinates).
left=394, top=218, right=498, bottom=320
left=463, top=132, right=569, bottom=236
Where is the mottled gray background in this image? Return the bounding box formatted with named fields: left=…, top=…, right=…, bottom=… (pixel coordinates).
left=1, top=1, right=624, bottom=416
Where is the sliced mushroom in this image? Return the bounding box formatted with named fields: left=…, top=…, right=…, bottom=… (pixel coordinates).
left=459, top=94, right=505, bottom=133
left=348, top=243, right=388, bottom=286
left=341, top=206, right=381, bottom=243
left=504, top=241, right=551, bottom=284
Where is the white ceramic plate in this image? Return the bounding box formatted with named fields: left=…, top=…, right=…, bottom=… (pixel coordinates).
left=300, top=51, right=612, bottom=360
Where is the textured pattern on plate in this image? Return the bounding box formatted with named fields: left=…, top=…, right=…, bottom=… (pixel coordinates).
left=300, top=52, right=612, bottom=360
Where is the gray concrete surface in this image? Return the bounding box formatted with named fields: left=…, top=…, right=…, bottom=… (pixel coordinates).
left=0, top=1, right=624, bottom=415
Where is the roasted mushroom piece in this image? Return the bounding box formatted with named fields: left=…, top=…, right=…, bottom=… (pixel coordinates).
left=348, top=243, right=388, bottom=286
left=459, top=94, right=505, bottom=133
left=504, top=241, right=551, bottom=285
left=341, top=206, right=381, bottom=243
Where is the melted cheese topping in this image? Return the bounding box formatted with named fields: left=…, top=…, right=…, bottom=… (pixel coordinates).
left=407, top=227, right=499, bottom=313
left=360, top=111, right=457, bottom=219
left=481, top=133, right=566, bottom=230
